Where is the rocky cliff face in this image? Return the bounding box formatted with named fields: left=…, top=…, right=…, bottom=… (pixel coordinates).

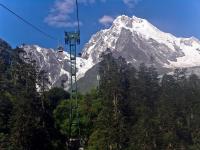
left=20, top=44, right=92, bottom=90
left=82, top=15, right=200, bottom=70
left=2, top=15, right=200, bottom=91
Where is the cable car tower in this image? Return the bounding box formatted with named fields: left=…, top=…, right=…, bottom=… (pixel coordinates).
left=64, top=0, right=82, bottom=149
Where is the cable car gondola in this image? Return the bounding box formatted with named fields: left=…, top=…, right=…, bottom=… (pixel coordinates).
left=57, top=46, right=64, bottom=53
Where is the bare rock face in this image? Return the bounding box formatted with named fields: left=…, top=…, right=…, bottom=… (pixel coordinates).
left=82, top=15, right=200, bottom=70
left=12, top=15, right=200, bottom=92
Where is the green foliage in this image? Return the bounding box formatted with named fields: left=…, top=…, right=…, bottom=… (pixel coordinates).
left=53, top=89, right=102, bottom=147
left=79, top=89, right=102, bottom=147
left=45, top=87, right=70, bottom=110
left=1, top=47, right=200, bottom=150
left=0, top=47, right=66, bottom=150
left=53, top=99, right=71, bottom=136
left=86, top=54, right=200, bottom=150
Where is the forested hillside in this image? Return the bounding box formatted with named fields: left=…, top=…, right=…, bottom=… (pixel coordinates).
left=1, top=45, right=200, bottom=150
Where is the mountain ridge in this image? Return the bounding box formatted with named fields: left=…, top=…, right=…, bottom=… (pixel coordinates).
left=82, top=15, right=200, bottom=69
left=1, top=15, right=200, bottom=91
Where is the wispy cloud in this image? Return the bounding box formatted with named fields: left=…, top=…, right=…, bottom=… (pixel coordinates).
left=44, top=0, right=94, bottom=28
left=45, top=0, right=142, bottom=28
left=122, top=0, right=142, bottom=8
left=99, top=15, right=114, bottom=27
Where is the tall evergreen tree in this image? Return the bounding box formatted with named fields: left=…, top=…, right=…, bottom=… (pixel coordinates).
left=130, top=63, right=160, bottom=150
left=88, top=52, right=133, bottom=150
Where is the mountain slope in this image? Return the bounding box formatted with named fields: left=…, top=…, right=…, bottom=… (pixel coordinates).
left=82, top=15, right=200, bottom=69
left=21, top=45, right=93, bottom=90
left=6, top=15, right=200, bottom=91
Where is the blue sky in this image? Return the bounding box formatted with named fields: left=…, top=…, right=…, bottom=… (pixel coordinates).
left=0, top=0, right=200, bottom=53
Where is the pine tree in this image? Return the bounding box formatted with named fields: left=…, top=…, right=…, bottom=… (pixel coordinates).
left=157, top=74, right=179, bottom=149
left=0, top=92, right=13, bottom=149
left=130, top=63, right=160, bottom=150
left=88, top=52, right=133, bottom=150
left=9, top=47, right=61, bottom=150
left=185, top=74, right=200, bottom=149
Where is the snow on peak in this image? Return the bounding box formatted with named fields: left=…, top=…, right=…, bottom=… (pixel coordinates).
left=114, top=15, right=144, bottom=25
left=82, top=15, right=179, bottom=61
left=82, top=15, right=200, bottom=69
left=132, top=15, right=144, bottom=22
left=20, top=15, right=200, bottom=91
left=112, top=15, right=179, bottom=50
left=20, top=44, right=95, bottom=90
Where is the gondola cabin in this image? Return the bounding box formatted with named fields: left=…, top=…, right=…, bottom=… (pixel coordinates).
left=57, top=46, right=64, bottom=53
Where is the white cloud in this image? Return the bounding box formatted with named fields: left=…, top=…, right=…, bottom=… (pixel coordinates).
left=44, top=0, right=75, bottom=28
left=44, top=0, right=94, bottom=28
left=44, top=0, right=142, bottom=28
left=99, top=15, right=114, bottom=27
left=122, top=0, right=142, bottom=8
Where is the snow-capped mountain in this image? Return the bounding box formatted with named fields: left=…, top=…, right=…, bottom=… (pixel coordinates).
left=21, top=45, right=93, bottom=90
left=82, top=15, right=200, bottom=69
left=19, top=15, right=200, bottom=91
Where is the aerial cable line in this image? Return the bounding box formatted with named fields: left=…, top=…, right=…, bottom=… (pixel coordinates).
left=0, top=3, right=57, bottom=41
left=75, top=0, right=80, bottom=32
left=64, top=0, right=82, bottom=149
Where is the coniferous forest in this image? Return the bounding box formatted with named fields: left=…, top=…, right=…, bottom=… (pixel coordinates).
left=1, top=46, right=200, bottom=150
